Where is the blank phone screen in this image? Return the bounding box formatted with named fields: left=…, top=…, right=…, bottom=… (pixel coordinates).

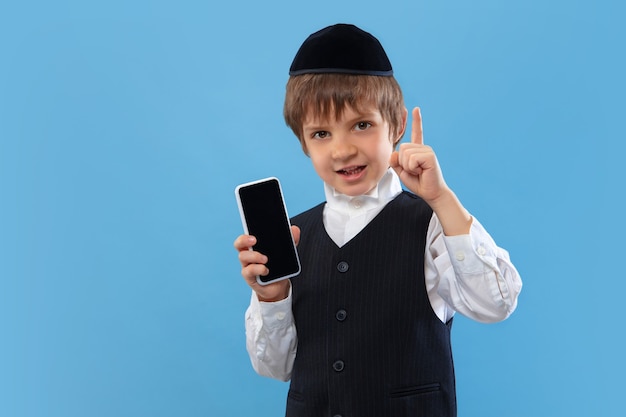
left=238, top=179, right=300, bottom=283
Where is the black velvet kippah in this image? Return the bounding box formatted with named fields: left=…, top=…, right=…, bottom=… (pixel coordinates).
left=289, top=24, right=393, bottom=76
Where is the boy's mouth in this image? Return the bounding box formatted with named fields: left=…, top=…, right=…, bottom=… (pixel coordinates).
left=336, top=165, right=366, bottom=176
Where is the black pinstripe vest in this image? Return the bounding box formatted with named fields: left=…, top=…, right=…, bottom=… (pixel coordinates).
left=287, top=191, right=456, bottom=417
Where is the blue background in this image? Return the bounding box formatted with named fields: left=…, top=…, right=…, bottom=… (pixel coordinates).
left=1, top=0, right=624, bottom=416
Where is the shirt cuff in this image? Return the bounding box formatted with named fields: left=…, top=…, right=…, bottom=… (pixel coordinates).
left=442, top=217, right=500, bottom=274
left=248, top=287, right=294, bottom=331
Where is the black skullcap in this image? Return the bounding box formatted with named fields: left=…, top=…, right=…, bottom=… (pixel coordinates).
left=289, top=23, right=393, bottom=76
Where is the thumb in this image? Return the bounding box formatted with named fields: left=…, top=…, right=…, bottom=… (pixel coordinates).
left=389, top=151, right=403, bottom=177
left=389, top=150, right=400, bottom=168
left=291, top=225, right=301, bottom=246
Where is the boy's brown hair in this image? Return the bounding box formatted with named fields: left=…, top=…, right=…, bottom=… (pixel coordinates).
left=283, top=73, right=406, bottom=154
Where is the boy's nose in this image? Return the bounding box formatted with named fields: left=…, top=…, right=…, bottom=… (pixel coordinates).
left=331, top=138, right=357, bottom=160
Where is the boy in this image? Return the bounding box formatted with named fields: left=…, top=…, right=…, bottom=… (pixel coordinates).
left=234, top=24, right=522, bottom=417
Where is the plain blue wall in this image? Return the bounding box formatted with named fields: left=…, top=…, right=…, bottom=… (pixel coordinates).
left=1, top=0, right=624, bottom=416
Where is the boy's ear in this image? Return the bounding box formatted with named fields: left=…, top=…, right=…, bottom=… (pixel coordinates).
left=393, top=107, right=409, bottom=147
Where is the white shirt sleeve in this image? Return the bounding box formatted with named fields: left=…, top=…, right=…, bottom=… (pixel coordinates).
left=244, top=289, right=297, bottom=381
left=425, top=213, right=522, bottom=323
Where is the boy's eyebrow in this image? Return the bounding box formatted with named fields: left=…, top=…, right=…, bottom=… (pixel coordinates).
left=339, top=111, right=381, bottom=127
left=303, top=110, right=380, bottom=130
left=302, top=123, right=328, bottom=132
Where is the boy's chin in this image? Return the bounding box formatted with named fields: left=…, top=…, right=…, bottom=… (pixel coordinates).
left=335, top=182, right=376, bottom=197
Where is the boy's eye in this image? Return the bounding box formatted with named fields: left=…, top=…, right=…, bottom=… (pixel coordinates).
left=312, top=131, right=329, bottom=139
left=354, top=121, right=372, bottom=131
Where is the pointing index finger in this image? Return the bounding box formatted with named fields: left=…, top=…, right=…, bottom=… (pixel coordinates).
left=411, top=107, right=423, bottom=145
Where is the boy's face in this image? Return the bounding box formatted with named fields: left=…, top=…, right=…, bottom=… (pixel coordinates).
left=302, top=105, right=399, bottom=197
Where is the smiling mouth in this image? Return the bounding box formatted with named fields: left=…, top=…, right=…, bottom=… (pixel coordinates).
left=337, top=165, right=366, bottom=176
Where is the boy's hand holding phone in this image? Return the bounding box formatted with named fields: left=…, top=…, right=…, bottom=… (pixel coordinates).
left=234, top=177, right=302, bottom=302
left=234, top=226, right=300, bottom=302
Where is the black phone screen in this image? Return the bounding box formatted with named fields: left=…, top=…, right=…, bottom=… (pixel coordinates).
left=237, top=178, right=300, bottom=284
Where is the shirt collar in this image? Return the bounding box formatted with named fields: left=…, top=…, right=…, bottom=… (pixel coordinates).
left=324, top=168, right=403, bottom=211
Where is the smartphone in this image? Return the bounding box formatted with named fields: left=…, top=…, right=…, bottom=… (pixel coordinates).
left=235, top=177, right=301, bottom=286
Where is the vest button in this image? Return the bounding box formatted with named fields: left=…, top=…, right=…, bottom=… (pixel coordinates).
left=336, top=261, right=349, bottom=273
left=332, top=360, right=345, bottom=372
left=335, top=309, right=347, bottom=322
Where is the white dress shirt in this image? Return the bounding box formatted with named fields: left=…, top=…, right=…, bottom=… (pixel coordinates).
left=245, top=169, right=522, bottom=381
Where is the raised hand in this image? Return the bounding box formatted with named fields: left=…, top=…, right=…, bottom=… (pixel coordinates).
left=390, top=107, right=449, bottom=204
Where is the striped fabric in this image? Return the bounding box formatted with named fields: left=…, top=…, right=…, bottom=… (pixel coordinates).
left=287, top=192, right=457, bottom=417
